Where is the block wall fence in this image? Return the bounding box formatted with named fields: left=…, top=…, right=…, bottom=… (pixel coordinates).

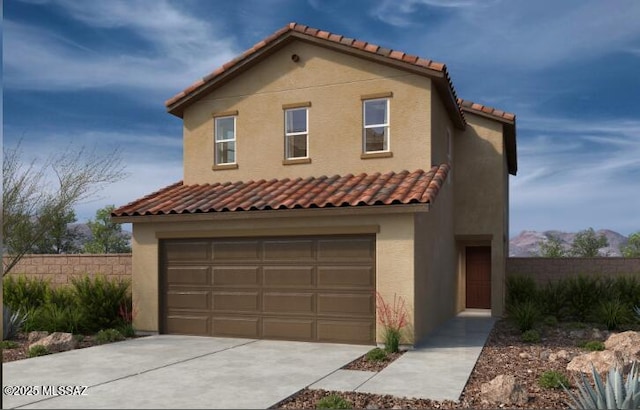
left=507, top=257, right=640, bottom=285
left=3, top=254, right=132, bottom=286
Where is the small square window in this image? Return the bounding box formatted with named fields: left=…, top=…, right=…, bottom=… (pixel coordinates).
left=215, top=116, right=236, bottom=165
left=363, top=99, right=389, bottom=153
left=285, top=108, right=308, bottom=159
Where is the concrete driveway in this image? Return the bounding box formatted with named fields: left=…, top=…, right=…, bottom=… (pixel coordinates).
left=2, top=335, right=370, bottom=409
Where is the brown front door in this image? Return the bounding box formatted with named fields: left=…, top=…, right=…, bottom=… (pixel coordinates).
left=465, top=246, right=491, bottom=309
left=160, top=235, right=376, bottom=344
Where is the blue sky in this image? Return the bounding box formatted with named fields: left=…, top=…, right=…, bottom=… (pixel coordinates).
left=4, top=0, right=640, bottom=237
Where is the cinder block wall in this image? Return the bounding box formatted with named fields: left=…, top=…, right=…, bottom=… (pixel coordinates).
left=3, top=254, right=132, bottom=287
left=507, top=257, right=640, bottom=285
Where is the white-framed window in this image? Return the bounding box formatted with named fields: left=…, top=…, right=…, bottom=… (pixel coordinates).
left=363, top=98, right=389, bottom=153
left=214, top=116, right=236, bottom=165
left=284, top=108, right=308, bottom=159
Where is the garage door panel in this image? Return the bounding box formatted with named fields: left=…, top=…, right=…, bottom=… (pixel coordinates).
left=164, top=241, right=209, bottom=261
left=318, top=293, right=374, bottom=316
left=212, top=316, right=259, bottom=338
left=317, top=266, right=374, bottom=288
left=213, top=267, right=260, bottom=287
left=212, top=292, right=260, bottom=312
left=317, top=320, right=374, bottom=344
left=263, top=292, right=314, bottom=314
left=263, top=240, right=314, bottom=260
left=167, top=315, right=209, bottom=336
left=212, top=241, right=260, bottom=261
left=167, top=267, right=209, bottom=285
left=163, top=235, right=375, bottom=344
left=263, top=267, right=314, bottom=287
left=167, top=291, right=209, bottom=310
left=317, top=238, right=374, bottom=261
left=263, top=318, right=314, bottom=340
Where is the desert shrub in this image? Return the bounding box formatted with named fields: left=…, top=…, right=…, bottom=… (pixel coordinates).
left=0, top=340, right=20, bottom=349
left=72, top=275, right=131, bottom=333
left=3, top=306, right=28, bottom=340
left=45, top=286, right=79, bottom=308
left=28, top=345, right=50, bottom=358
left=365, top=347, right=388, bottom=362
left=376, top=292, right=408, bottom=353
left=593, top=299, right=632, bottom=330
left=509, top=300, right=541, bottom=332
left=3, top=275, right=50, bottom=312
left=95, top=328, right=125, bottom=344
left=543, top=315, right=559, bottom=327
left=539, top=370, right=570, bottom=389
left=538, top=280, right=569, bottom=319
left=506, top=275, right=538, bottom=312
left=521, top=329, right=541, bottom=343
left=117, top=323, right=136, bottom=338
left=581, top=340, right=605, bottom=351
left=316, top=394, right=352, bottom=409
left=610, top=275, right=640, bottom=309
left=24, top=303, right=84, bottom=334
left=565, top=276, right=602, bottom=322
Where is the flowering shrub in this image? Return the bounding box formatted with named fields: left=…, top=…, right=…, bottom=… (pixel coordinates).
left=375, top=292, right=408, bottom=353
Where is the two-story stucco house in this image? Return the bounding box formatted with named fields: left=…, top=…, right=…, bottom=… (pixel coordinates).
left=113, top=23, right=517, bottom=346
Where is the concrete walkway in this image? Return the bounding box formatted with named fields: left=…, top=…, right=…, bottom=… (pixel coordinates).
left=310, top=310, right=496, bottom=401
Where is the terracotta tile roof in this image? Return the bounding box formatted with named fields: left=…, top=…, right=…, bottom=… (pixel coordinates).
left=112, top=165, right=449, bottom=218
left=457, top=98, right=515, bottom=123
left=165, top=22, right=464, bottom=125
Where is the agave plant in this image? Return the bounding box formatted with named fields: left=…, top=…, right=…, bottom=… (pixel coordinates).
left=3, top=306, right=28, bottom=340
left=634, top=305, right=640, bottom=321
left=564, top=362, right=640, bottom=409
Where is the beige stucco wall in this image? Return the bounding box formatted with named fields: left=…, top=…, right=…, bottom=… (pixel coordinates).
left=430, top=88, right=453, bottom=165
left=131, top=211, right=417, bottom=344
left=454, top=113, right=508, bottom=316
left=182, top=40, right=433, bottom=184
left=413, top=175, right=457, bottom=343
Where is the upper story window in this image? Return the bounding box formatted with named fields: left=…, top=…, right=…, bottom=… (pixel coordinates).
left=214, top=115, right=236, bottom=165
left=363, top=98, right=390, bottom=153
left=285, top=108, right=308, bottom=159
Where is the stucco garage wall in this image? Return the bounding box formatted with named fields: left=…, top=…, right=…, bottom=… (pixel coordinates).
left=131, top=211, right=417, bottom=344
left=413, top=179, right=456, bottom=343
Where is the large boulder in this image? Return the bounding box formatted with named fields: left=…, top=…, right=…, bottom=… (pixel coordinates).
left=604, top=331, right=640, bottom=363
left=27, top=331, right=49, bottom=344
left=480, top=375, right=528, bottom=406
left=566, top=350, right=627, bottom=375
left=29, top=332, right=77, bottom=353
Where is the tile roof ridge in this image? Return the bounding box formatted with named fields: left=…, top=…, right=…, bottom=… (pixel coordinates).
left=457, top=98, right=515, bottom=122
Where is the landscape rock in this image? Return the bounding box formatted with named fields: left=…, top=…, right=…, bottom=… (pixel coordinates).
left=29, top=332, right=77, bottom=353
left=569, top=329, right=586, bottom=339
left=519, top=352, right=531, bottom=359
left=480, top=375, right=528, bottom=405
left=591, top=328, right=604, bottom=340
left=27, top=331, right=49, bottom=344
left=566, top=350, right=627, bottom=375
left=604, top=331, right=640, bottom=363
left=539, top=349, right=552, bottom=360
left=550, top=349, right=573, bottom=362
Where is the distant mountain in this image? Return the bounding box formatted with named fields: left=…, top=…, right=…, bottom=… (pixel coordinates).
left=509, top=229, right=629, bottom=257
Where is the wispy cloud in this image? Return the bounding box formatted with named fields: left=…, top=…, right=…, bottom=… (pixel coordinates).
left=5, top=0, right=239, bottom=95
left=510, top=117, right=640, bottom=235
left=371, top=0, right=487, bottom=27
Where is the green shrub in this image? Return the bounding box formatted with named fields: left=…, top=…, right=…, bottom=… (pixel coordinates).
left=28, top=345, right=50, bottom=358
left=543, top=315, right=559, bottom=327
left=71, top=276, right=131, bottom=333
left=509, top=300, right=541, bottom=332
left=117, top=323, right=136, bottom=338
left=24, top=304, right=83, bottom=334
left=3, top=306, right=28, bottom=340
left=0, top=340, right=20, bottom=349
left=365, top=347, right=388, bottom=362
left=95, top=328, right=125, bottom=344
left=521, top=329, right=541, bottom=343
left=316, top=394, right=352, bottom=409
left=3, top=275, right=50, bottom=312
left=506, top=275, right=538, bottom=312
left=564, top=362, right=640, bottom=409
left=45, top=286, right=78, bottom=307
left=594, top=299, right=632, bottom=330
left=610, top=275, right=640, bottom=308
left=539, top=370, right=570, bottom=389
left=383, top=328, right=401, bottom=353
left=538, top=280, right=569, bottom=319
left=581, top=340, right=605, bottom=351
left=565, top=276, right=602, bottom=322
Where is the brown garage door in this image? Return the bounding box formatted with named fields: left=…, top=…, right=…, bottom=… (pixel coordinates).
left=160, top=235, right=375, bottom=344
